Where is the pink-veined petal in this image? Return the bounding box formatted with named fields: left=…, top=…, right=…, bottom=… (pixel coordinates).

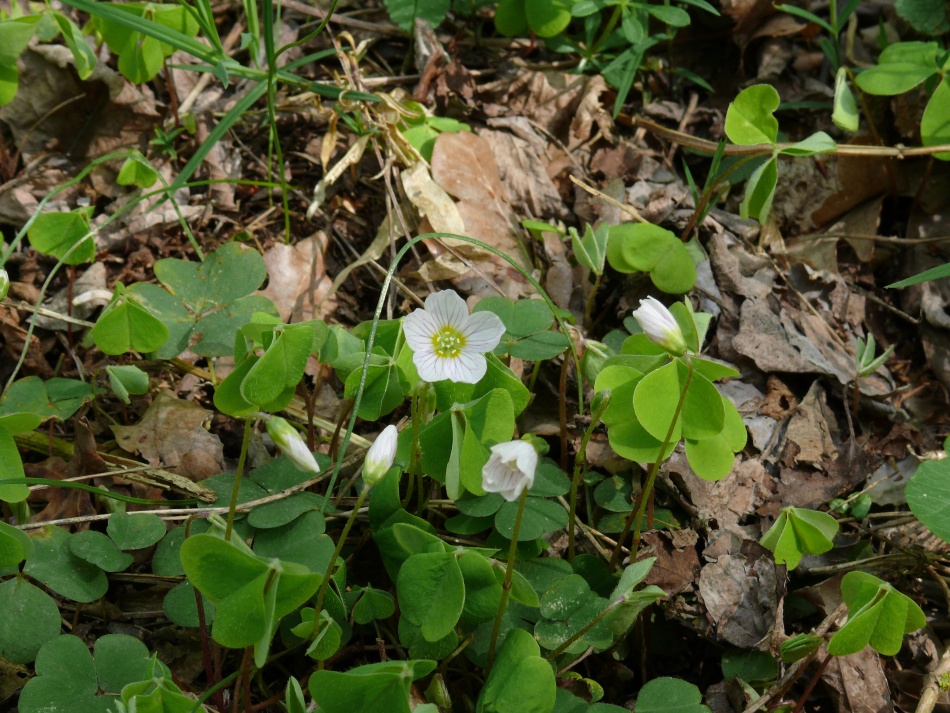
left=454, top=350, right=487, bottom=383
left=425, top=290, right=469, bottom=331
left=461, top=310, right=506, bottom=353
left=413, top=348, right=443, bottom=382
left=402, top=309, right=439, bottom=353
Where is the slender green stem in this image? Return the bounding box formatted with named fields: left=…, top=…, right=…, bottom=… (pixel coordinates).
left=486, top=488, right=528, bottom=670
left=546, top=596, right=625, bottom=660
left=592, top=4, right=623, bottom=55
left=568, top=418, right=599, bottom=562
left=526, top=358, right=543, bottom=394
left=681, top=154, right=761, bottom=242
left=225, top=417, right=255, bottom=541
left=415, top=472, right=427, bottom=516
left=609, top=357, right=694, bottom=570
left=584, top=272, right=602, bottom=331
left=312, top=486, right=369, bottom=636
left=0, top=478, right=199, bottom=507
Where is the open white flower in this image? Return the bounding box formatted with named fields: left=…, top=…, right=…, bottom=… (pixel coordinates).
left=482, top=440, right=538, bottom=502
left=402, top=290, right=505, bottom=384
left=265, top=416, right=320, bottom=474
left=631, top=297, right=687, bottom=356
left=363, top=424, right=398, bottom=487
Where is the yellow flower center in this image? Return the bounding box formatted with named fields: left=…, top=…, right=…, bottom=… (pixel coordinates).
left=431, top=325, right=466, bottom=359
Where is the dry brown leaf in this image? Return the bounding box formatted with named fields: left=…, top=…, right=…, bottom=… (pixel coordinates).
left=425, top=132, right=531, bottom=298
left=32, top=262, right=107, bottom=332
left=257, top=235, right=335, bottom=322
left=0, top=306, right=55, bottom=378
left=540, top=231, right=575, bottom=312
left=0, top=47, right=158, bottom=161
left=431, top=131, right=507, bottom=207
left=112, top=390, right=224, bottom=480
left=721, top=0, right=777, bottom=40
left=698, top=533, right=780, bottom=648
left=669, top=456, right=772, bottom=539
left=26, top=451, right=95, bottom=528
left=477, top=127, right=568, bottom=220
left=822, top=647, right=893, bottom=713
left=639, top=530, right=701, bottom=597
left=781, top=382, right=838, bottom=469
left=401, top=161, right=465, bottom=236
left=480, top=72, right=612, bottom=150
left=812, top=150, right=892, bottom=228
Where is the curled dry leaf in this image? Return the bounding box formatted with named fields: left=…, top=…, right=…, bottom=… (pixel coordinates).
left=256, top=235, right=335, bottom=322
left=698, top=533, right=780, bottom=649
left=112, top=390, right=224, bottom=480
left=426, top=132, right=530, bottom=298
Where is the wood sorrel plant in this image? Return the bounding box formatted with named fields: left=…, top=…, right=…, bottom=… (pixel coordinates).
left=593, top=297, right=748, bottom=565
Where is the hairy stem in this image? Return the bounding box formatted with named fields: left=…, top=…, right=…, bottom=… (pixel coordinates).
left=225, top=417, right=255, bottom=541
left=569, top=417, right=600, bottom=562
left=312, top=486, right=369, bottom=637
left=609, top=357, right=694, bottom=569
left=487, top=488, right=528, bottom=670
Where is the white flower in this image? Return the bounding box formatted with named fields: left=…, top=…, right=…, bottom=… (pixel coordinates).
left=631, top=297, right=687, bottom=356
left=363, top=424, right=398, bottom=487
left=402, top=290, right=506, bottom=384
left=482, top=440, right=538, bottom=502
left=0, top=268, right=8, bottom=301
left=265, top=416, right=320, bottom=474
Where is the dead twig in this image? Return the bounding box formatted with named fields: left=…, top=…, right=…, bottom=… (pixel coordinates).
left=740, top=603, right=848, bottom=713
left=631, top=116, right=950, bottom=159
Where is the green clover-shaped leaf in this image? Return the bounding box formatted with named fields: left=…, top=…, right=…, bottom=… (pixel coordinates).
left=828, top=571, right=926, bottom=656
left=760, top=506, right=838, bottom=570
left=129, top=243, right=278, bottom=358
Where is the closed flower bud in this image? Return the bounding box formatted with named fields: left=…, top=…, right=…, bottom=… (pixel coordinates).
left=631, top=297, right=687, bottom=356
left=266, top=416, right=320, bottom=474
left=0, top=268, right=8, bottom=301
left=591, top=389, right=611, bottom=423
left=580, top=339, right=611, bottom=384
left=363, top=424, right=398, bottom=487
left=482, top=440, right=538, bottom=502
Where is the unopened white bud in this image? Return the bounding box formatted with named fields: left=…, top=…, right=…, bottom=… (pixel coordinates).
left=266, top=416, right=320, bottom=474
left=631, top=297, right=687, bottom=356
left=363, top=425, right=398, bottom=487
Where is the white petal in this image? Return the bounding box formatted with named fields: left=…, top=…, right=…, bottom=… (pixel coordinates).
left=425, top=290, right=469, bottom=331
left=444, top=355, right=470, bottom=384
left=632, top=297, right=686, bottom=354
left=482, top=440, right=537, bottom=501
left=402, top=309, right=439, bottom=353
left=364, top=424, right=399, bottom=486
left=461, top=310, right=506, bottom=353
left=453, top=350, right=485, bottom=383
left=413, top=348, right=444, bottom=382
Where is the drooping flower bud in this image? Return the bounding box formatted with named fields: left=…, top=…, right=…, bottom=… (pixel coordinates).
left=266, top=416, right=320, bottom=474
left=0, top=268, right=9, bottom=301
left=590, top=389, right=611, bottom=423
left=631, top=297, right=687, bottom=356
left=363, top=425, right=398, bottom=487
left=482, top=440, right=538, bottom=502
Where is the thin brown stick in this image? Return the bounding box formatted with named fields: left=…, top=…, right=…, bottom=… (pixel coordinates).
left=632, top=116, right=950, bottom=159
left=740, top=603, right=848, bottom=713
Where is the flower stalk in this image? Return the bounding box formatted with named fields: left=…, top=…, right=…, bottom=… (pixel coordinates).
left=609, top=357, right=695, bottom=569
left=312, top=485, right=369, bottom=638
left=225, top=416, right=255, bottom=541
left=486, top=487, right=528, bottom=671
left=569, top=391, right=609, bottom=561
